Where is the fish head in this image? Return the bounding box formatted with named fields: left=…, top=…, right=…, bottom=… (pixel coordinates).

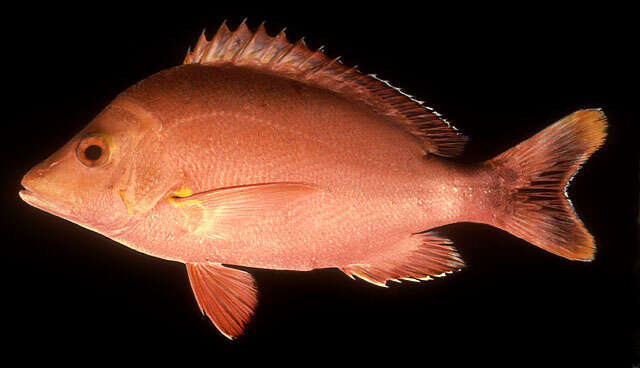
left=20, top=98, right=173, bottom=234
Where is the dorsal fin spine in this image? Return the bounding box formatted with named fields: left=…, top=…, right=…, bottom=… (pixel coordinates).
left=216, top=26, right=236, bottom=59
left=224, top=21, right=252, bottom=61
left=231, top=38, right=250, bottom=62
left=224, top=23, right=246, bottom=60
left=208, top=22, right=232, bottom=60
left=201, top=28, right=218, bottom=61
left=234, top=22, right=261, bottom=62
left=273, top=39, right=302, bottom=67
left=302, top=53, right=337, bottom=78
left=299, top=49, right=324, bottom=76
left=260, top=30, right=286, bottom=64
left=189, top=31, right=208, bottom=63
left=269, top=45, right=290, bottom=66
left=184, top=46, right=192, bottom=63
left=318, top=56, right=341, bottom=74
left=201, top=33, right=216, bottom=61
left=285, top=39, right=309, bottom=67
left=272, top=30, right=293, bottom=65
left=337, top=66, right=358, bottom=82
left=246, top=23, right=271, bottom=62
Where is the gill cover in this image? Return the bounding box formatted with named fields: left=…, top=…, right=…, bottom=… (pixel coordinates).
left=106, top=97, right=172, bottom=215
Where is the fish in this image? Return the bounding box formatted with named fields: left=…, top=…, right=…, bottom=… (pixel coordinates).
left=19, top=20, right=607, bottom=340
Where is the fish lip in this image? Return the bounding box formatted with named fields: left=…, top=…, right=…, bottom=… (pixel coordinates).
left=18, top=188, right=33, bottom=198
left=19, top=185, right=72, bottom=220
left=19, top=186, right=52, bottom=209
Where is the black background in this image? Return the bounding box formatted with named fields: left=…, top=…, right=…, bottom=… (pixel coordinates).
left=3, top=3, right=637, bottom=365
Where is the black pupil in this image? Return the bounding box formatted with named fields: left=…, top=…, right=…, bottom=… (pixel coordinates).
left=84, top=145, right=102, bottom=161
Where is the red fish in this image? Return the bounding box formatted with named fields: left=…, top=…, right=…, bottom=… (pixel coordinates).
left=19, top=21, right=607, bottom=339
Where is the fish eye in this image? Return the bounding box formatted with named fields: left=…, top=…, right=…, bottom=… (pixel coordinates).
left=76, top=135, right=110, bottom=167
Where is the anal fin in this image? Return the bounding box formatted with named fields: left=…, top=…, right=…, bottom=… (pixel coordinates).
left=340, top=231, right=464, bottom=287
left=186, top=263, right=258, bottom=339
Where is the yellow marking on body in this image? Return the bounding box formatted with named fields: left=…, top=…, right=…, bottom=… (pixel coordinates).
left=173, top=185, right=193, bottom=198
left=169, top=199, right=203, bottom=209
left=168, top=185, right=195, bottom=207
left=166, top=184, right=208, bottom=234
left=118, top=189, right=133, bottom=215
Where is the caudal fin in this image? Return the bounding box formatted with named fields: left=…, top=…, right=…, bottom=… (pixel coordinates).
left=489, top=109, right=607, bottom=261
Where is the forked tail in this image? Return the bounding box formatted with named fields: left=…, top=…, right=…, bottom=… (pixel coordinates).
left=488, top=109, right=607, bottom=260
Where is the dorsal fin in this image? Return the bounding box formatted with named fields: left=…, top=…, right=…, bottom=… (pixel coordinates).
left=184, top=21, right=468, bottom=157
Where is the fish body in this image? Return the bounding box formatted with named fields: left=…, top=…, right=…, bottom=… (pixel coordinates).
left=110, top=64, right=484, bottom=270
left=19, top=22, right=607, bottom=339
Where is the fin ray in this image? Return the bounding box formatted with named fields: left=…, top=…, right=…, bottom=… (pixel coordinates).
left=186, top=263, right=258, bottom=339
left=171, top=182, right=318, bottom=239
left=489, top=109, right=607, bottom=260
left=341, top=231, right=464, bottom=287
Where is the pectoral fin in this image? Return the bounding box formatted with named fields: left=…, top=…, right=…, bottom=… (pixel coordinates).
left=186, top=262, right=258, bottom=340
left=170, top=182, right=318, bottom=239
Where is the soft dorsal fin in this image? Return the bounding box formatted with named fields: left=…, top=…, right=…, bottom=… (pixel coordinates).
left=184, top=21, right=468, bottom=157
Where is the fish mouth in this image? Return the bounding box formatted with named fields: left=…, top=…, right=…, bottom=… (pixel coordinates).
left=19, top=184, right=72, bottom=220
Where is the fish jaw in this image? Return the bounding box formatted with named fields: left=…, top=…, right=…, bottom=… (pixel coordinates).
left=19, top=186, right=76, bottom=222
left=20, top=158, right=74, bottom=214
left=19, top=163, right=104, bottom=232
left=20, top=170, right=139, bottom=237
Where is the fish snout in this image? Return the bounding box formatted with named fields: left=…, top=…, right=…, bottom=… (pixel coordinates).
left=20, top=163, right=75, bottom=220
left=24, top=165, right=48, bottom=180
left=20, top=158, right=68, bottom=202
left=21, top=166, right=47, bottom=203
left=20, top=158, right=80, bottom=218
left=21, top=164, right=46, bottom=191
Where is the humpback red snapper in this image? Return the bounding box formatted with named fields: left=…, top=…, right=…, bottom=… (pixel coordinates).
left=19, top=21, right=607, bottom=339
